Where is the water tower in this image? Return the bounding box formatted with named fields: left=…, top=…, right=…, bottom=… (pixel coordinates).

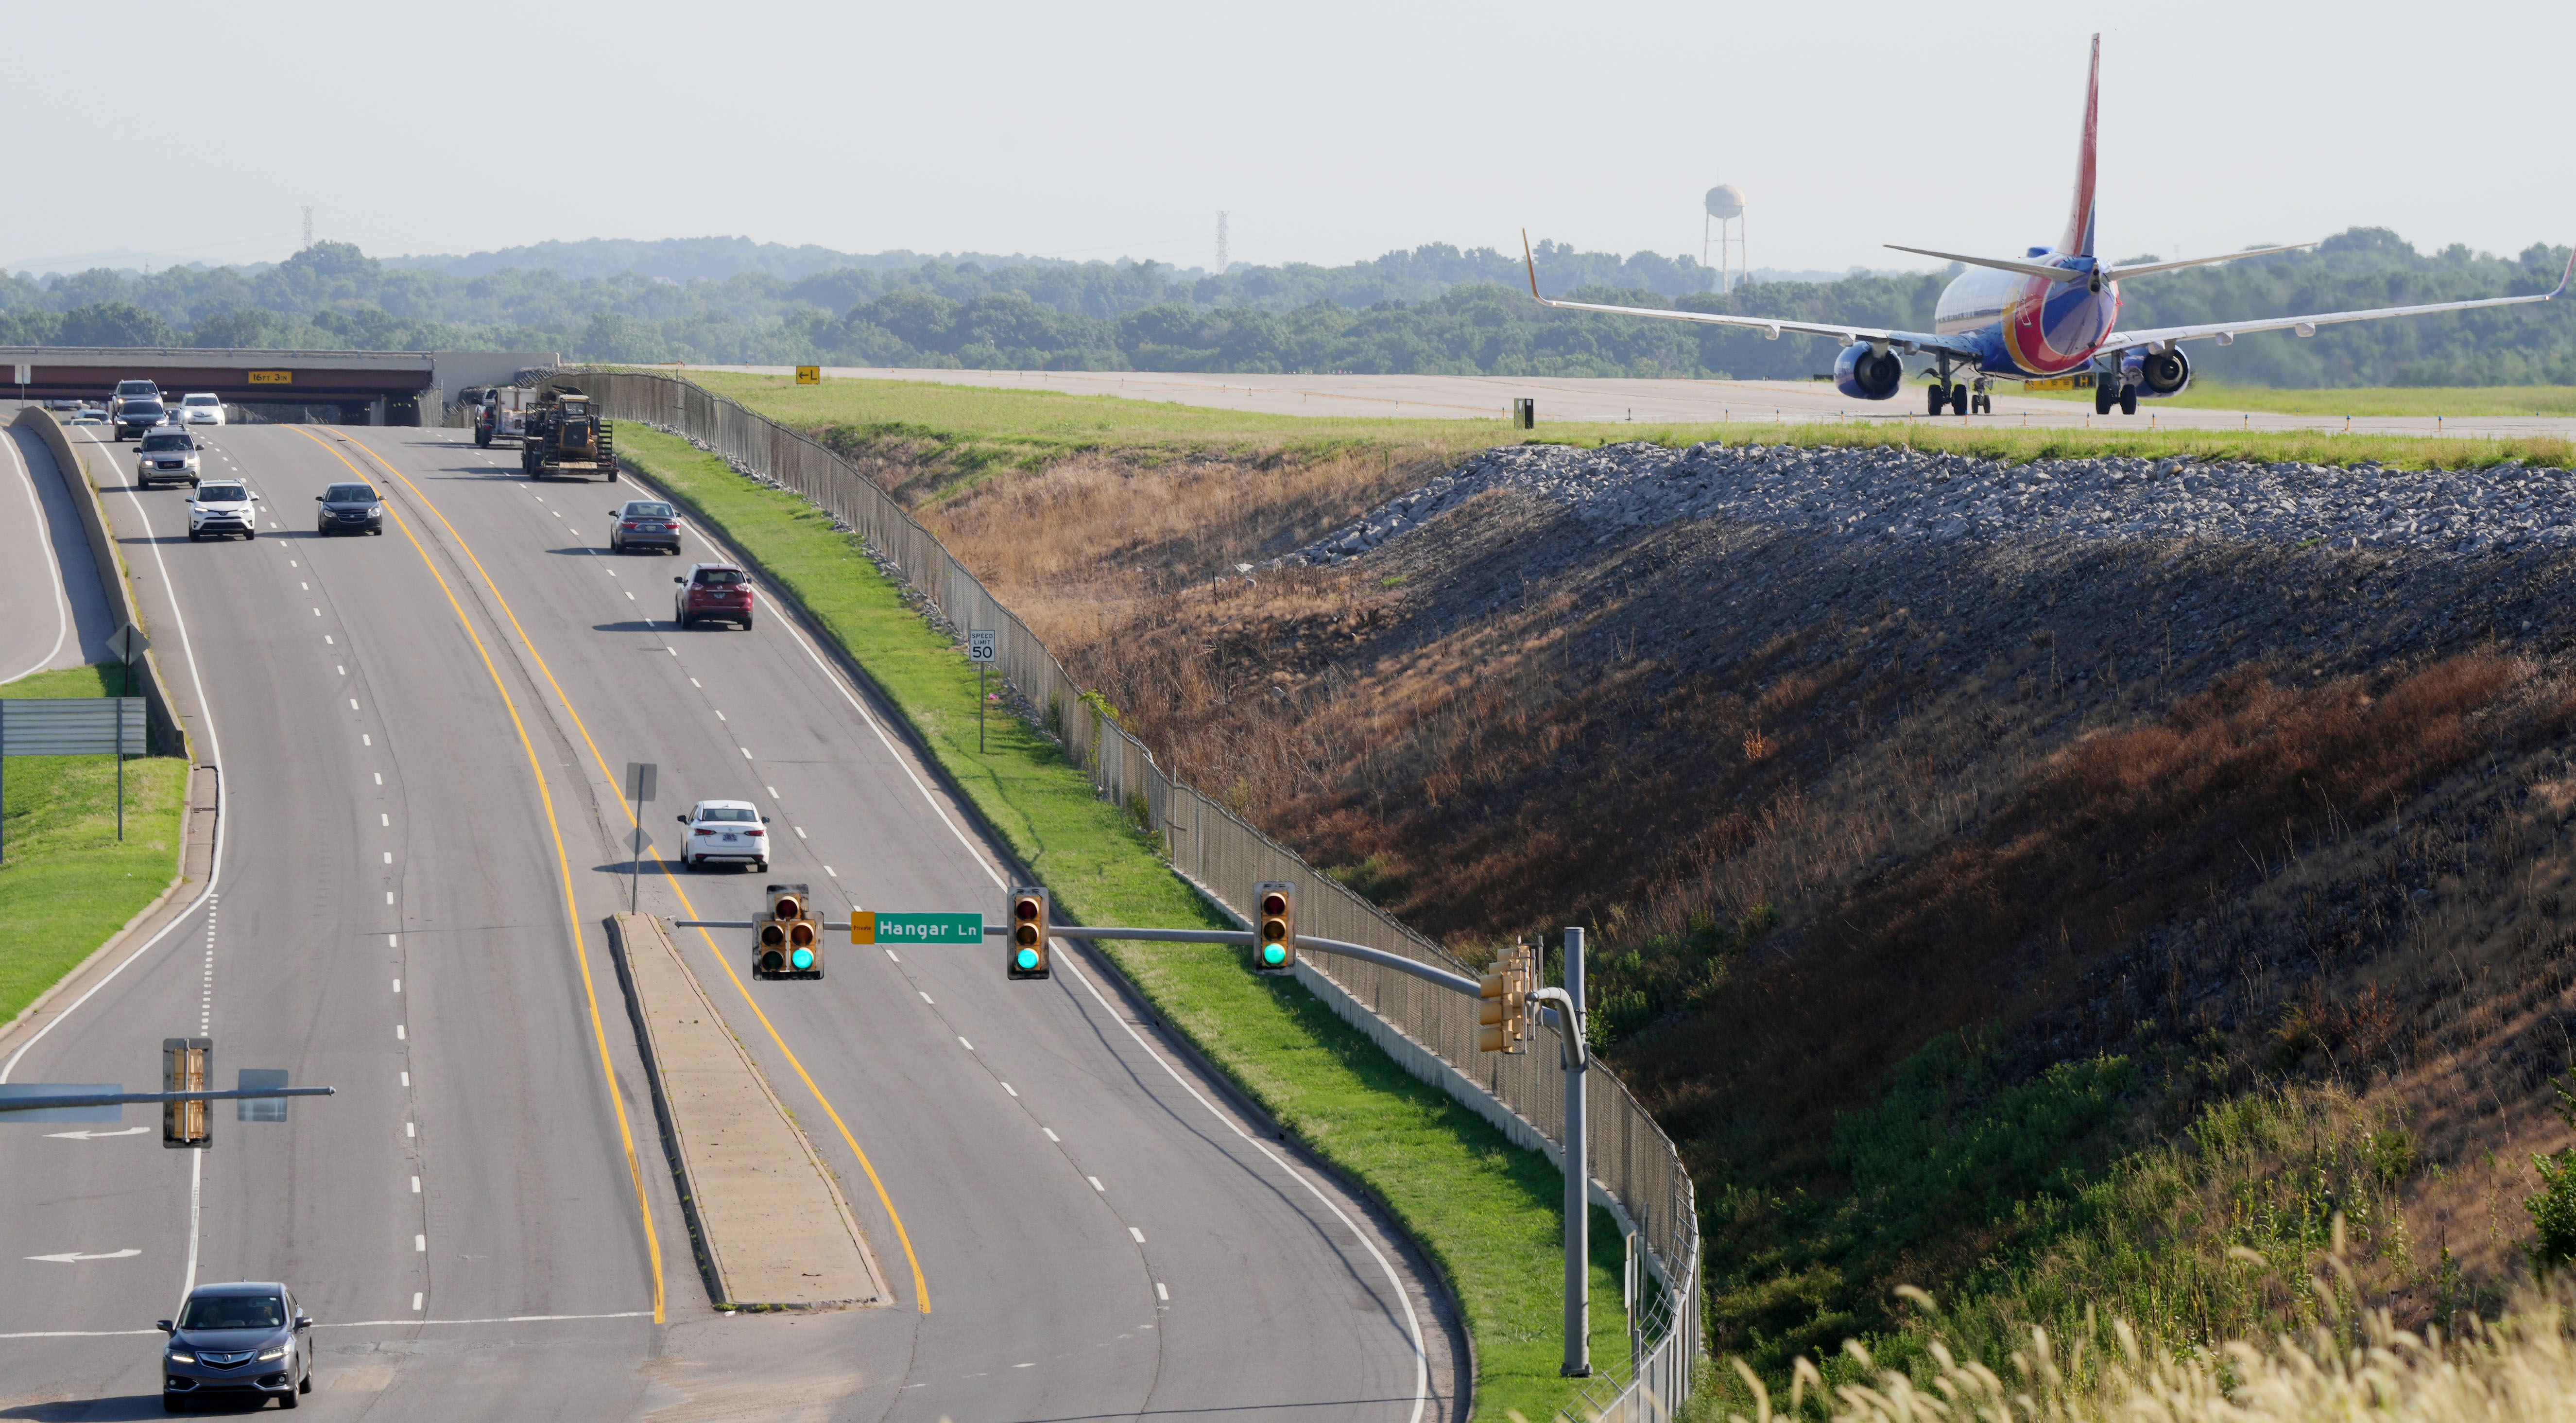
left=1703, top=184, right=1746, bottom=293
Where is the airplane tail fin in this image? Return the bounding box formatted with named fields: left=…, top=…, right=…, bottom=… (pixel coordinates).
left=2061, top=34, right=2101, bottom=259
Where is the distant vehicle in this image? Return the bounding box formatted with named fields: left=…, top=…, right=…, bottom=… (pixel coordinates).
left=608, top=499, right=681, bottom=555
left=473, top=387, right=530, bottom=448
left=673, top=563, right=753, bottom=629
left=134, top=430, right=202, bottom=488
left=67, top=410, right=106, bottom=426
left=113, top=396, right=168, bottom=442
left=519, top=383, right=614, bottom=480
left=188, top=481, right=258, bottom=541
left=1527, top=34, right=2575, bottom=418
left=177, top=392, right=226, bottom=426
left=42, top=397, right=80, bottom=411
left=676, top=798, right=771, bottom=872
left=158, top=1280, right=313, bottom=1410
left=314, top=481, right=384, bottom=536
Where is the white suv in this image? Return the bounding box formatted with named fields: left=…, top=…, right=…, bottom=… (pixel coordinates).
left=675, top=799, right=770, bottom=872
left=188, top=482, right=259, bottom=541
left=177, top=393, right=226, bottom=426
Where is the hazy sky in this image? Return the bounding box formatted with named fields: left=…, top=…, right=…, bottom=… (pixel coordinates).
left=7, top=0, right=2566, bottom=276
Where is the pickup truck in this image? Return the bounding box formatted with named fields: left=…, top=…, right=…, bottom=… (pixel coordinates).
left=474, top=387, right=532, bottom=448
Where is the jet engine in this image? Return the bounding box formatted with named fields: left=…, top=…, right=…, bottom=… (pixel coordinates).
left=2131, top=347, right=2192, bottom=398
left=1834, top=343, right=1906, bottom=400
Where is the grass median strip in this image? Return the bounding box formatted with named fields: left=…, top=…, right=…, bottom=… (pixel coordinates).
left=0, top=664, right=188, bottom=1025
left=616, top=423, right=1627, bottom=1420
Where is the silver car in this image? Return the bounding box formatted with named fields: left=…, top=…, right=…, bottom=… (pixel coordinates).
left=135, top=430, right=202, bottom=488
left=159, top=1280, right=313, bottom=1409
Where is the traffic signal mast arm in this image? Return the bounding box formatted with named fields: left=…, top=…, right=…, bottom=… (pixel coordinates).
left=0, top=1086, right=336, bottom=1113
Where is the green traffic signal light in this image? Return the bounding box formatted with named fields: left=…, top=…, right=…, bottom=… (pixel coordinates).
left=790, top=947, right=814, bottom=971
left=1261, top=941, right=1287, bottom=967
left=1015, top=947, right=1041, bottom=972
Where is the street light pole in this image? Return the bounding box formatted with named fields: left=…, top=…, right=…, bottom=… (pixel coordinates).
left=1561, top=924, right=1589, bottom=1377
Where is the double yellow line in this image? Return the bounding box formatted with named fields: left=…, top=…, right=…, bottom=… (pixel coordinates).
left=290, top=428, right=929, bottom=1315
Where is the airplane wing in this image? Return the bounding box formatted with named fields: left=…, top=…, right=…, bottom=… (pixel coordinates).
left=2105, top=242, right=2312, bottom=280
left=2106, top=248, right=2574, bottom=351
left=1525, top=233, right=1983, bottom=360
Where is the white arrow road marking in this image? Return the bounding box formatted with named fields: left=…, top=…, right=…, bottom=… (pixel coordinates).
left=44, top=1126, right=151, bottom=1140
left=26, top=1249, right=141, bottom=1263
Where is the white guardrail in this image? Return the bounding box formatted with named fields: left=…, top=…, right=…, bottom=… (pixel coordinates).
left=582, top=370, right=1701, bottom=1421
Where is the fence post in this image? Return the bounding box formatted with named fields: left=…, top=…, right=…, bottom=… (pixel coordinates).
left=1563, top=924, right=1589, bottom=1378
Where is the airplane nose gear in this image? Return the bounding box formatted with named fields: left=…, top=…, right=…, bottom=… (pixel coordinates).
left=1970, top=377, right=1992, bottom=415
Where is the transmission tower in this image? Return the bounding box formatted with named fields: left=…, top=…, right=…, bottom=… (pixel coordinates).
left=301, top=207, right=314, bottom=250
left=1215, top=211, right=1229, bottom=274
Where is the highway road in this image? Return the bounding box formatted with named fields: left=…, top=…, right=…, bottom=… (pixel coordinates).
left=0, top=419, right=1461, bottom=1421
left=0, top=415, right=117, bottom=683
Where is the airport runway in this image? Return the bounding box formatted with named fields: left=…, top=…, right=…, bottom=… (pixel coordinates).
left=701, top=365, right=2576, bottom=442
left=0, top=417, right=118, bottom=683
left=0, top=420, right=1458, bottom=1420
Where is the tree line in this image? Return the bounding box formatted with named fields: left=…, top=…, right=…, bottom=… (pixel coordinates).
left=2, top=230, right=2567, bottom=386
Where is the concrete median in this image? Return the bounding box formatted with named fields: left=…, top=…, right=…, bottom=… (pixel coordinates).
left=608, top=912, right=887, bottom=1311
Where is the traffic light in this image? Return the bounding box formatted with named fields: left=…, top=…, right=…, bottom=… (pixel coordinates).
left=757, top=883, right=821, bottom=977
left=164, top=1037, right=211, bottom=1148
left=1477, top=945, right=1532, bottom=1054
left=1253, top=882, right=1297, bottom=972
left=1006, top=888, right=1050, bottom=979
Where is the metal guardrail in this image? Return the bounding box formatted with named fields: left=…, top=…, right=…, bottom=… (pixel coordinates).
left=582, top=369, right=1701, bottom=1419
left=0, top=697, right=148, bottom=755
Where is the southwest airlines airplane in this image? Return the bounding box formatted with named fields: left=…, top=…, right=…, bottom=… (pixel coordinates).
left=1527, top=35, right=2572, bottom=417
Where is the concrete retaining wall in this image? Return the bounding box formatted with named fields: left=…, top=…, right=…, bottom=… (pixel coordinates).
left=10, top=409, right=183, bottom=757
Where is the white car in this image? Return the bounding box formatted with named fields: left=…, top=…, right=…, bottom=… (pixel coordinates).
left=176, top=393, right=226, bottom=426
left=675, top=799, right=770, bottom=872
left=187, top=481, right=258, bottom=541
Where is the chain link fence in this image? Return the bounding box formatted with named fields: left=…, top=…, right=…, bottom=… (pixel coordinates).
left=582, top=369, right=1700, bottom=1420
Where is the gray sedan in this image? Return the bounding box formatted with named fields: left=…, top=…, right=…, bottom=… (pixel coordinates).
left=159, top=1281, right=313, bottom=1409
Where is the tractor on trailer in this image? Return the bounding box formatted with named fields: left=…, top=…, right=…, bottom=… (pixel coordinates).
left=518, top=382, right=616, bottom=481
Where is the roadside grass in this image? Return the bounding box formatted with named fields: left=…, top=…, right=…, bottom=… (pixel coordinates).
left=2019, top=380, right=2576, bottom=418
left=614, top=424, right=1628, bottom=1420
left=685, top=370, right=2574, bottom=477
left=0, top=666, right=186, bottom=1024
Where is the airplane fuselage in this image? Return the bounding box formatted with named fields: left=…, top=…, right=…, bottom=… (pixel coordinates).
left=1931, top=259, right=2122, bottom=380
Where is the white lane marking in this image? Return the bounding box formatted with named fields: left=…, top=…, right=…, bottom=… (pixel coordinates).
left=1000, top=1082, right=1016, bottom=1097
left=411, top=1177, right=419, bottom=1193
left=405, top=1120, right=414, bottom=1135
left=764, top=785, right=778, bottom=798
left=713, top=710, right=725, bottom=721
left=400, top=1071, right=409, bottom=1087
left=823, top=866, right=837, bottom=878
left=382, top=851, right=392, bottom=864
left=380, top=814, right=390, bottom=827
left=1043, top=1128, right=1059, bottom=1142
left=349, top=698, right=360, bottom=710
left=312, top=607, right=319, bottom=616
left=0, top=1329, right=162, bottom=1339
left=362, top=734, right=371, bottom=746
left=959, top=1037, right=973, bottom=1051
left=314, top=1311, right=653, bottom=1328
left=1127, top=1227, right=1145, bottom=1243
left=1088, top=1177, right=1104, bottom=1192
left=301, top=582, right=309, bottom=590
left=325, top=634, right=333, bottom=643
left=395, top=1025, right=405, bottom=1041
left=666, top=646, right=677, bottom=656
left=414, top=1235, right=426, bottom=1252
left=793, top=826, right=806, bottom=839
left=388, top=935, right=397, bottom=947
left=337, top=665, right=345, bottom=675
left=1157, top=1282, right=1168, bottom=1301
left=688, top=677, right=700, bottom=688
left=43, top=1126, right=151, bottom=1141
left=24, top=1249, right=141, bottom=1263
left=393, top=979, right=401, bottom=992
left=412, top=1292, right=424, bottom=1311
left=0, top=429, right=71, bottom=683
left=385, top=891, right=394, bottom=904
left=739, top=747, right=751, bottom=759
left=624, top=590, right=634, bottom=601
left=919, top=992, right=934, bottom=1005
left=884, top=950, right=898, bottom=961
left=373, top=772, right=382, bottom=785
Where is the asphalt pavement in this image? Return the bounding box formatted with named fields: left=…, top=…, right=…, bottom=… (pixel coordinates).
left=0, top=420, right=1462, bottom=1421
left=0, top=415, right=118, bottom=683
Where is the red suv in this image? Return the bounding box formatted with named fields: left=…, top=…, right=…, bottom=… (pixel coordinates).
left=674, top=563, right=755, bottom=630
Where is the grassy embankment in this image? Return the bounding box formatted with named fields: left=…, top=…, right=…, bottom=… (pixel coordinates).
left=612, top=423, right=1628, bottom=1421
left=0, top=664, right=188, bottom=1024
left=686, top=369, right=2575, bottom=480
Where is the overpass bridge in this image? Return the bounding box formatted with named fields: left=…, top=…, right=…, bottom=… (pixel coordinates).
left=0, top=347, right=555, bottom=424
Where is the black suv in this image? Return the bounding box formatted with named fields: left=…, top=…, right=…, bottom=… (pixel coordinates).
left=159, top=1281, right=312, bottom=1410
left=315, top=482, right=385, bottom=536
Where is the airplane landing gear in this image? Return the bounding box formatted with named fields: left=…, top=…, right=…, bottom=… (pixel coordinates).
left=1970, top=377, right=1992, bottom=415
left=2120, top=385, right=2139, bottom=416
left=1928, top=382, right=1949, bottom=417
left=1928, top=362, right=1975, bottom=416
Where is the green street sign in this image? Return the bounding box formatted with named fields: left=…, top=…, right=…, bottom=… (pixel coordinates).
left=849, top=911, right=983, bottom=946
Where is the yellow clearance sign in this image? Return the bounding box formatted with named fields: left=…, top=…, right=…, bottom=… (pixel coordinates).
left=2024, top=373, right=2094, bottom=391
left=794, top=365, right=821, bottom=385
left=247, top=371, right=292, bottom=385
